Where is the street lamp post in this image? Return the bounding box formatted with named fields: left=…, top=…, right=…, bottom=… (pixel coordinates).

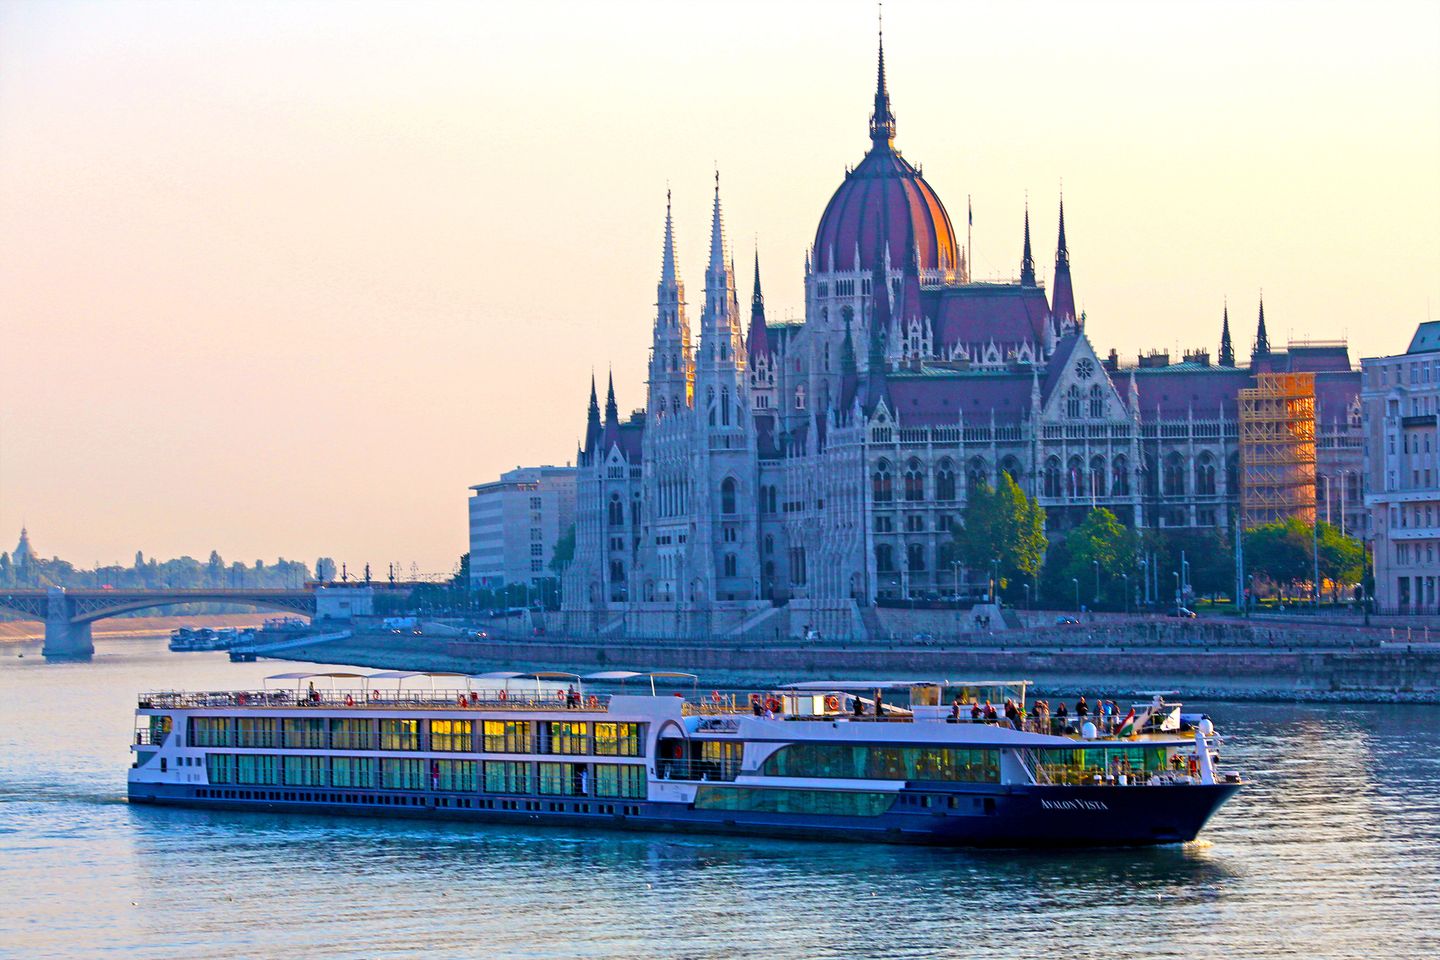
left=1173, top=571, right=1180, bottom=607
left=1122, top=573, right=1129, bottom=616
left=1072, top=578, right=1080, bottom=615
left=1093, top=559, right=1100, bottom=605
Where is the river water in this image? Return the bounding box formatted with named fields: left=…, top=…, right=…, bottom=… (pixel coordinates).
left=1, top=637, right=1437, bottom=960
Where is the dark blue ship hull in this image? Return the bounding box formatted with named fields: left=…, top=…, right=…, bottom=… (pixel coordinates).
left=128, top=780, right=1239, bottom=848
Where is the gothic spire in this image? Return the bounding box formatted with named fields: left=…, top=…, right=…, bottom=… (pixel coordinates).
left=1254, top=293, right=1270, bottom=356
left=746, top=250, right=771, bottom=361
left=660, top=188, right=678, bottom=287
left=1051, top=194, right=1076, bottom=326
left=604, top=369, right=618, bottom=424
left=584, top=374, right=602, bottom=453
left=1020, top=200, right=1036, bottom=287
left=869, top=19, right=896, bottom=148
left=1219, top=300, right=1235, bottom=367
left=708, top=171, right=727, bottom=275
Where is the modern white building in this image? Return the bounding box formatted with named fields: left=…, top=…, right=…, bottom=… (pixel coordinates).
left=1363, top=321, right=1440, bottom=613
left=468, top=465, right=577, bottom=592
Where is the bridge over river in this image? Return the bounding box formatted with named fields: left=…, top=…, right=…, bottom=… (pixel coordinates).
left=0, top=588, right=316, bottom=659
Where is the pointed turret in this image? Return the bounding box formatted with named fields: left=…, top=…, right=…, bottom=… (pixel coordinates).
left=746, top=251, right=770, bottom=361
left=1020, top=202, right=1036, bottom=286
left=584, top=374, right=602, bottom=455
left=1253, top=294, right=1270, bottom=357
left=1219, top=300, right=1235, bottom=367
left=698, top=173, right=744, bottom=373
left=869, top=25, right=896, bottom=148
left=863, top=231, right=893, bottom=412
left=1051, top=195, right=1077, bottom=327
left=649, top=191, right=693, bottom=418
left=604, top=370, right=618, bottom=425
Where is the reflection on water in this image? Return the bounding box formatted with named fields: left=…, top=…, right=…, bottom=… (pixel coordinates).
left=1, top=638, right=1437, bottom=959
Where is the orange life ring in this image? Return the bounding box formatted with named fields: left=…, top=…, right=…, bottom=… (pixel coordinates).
left=457, top=694, right=467, bottom=707
left=370, top=689, right=381, bottom=701
left=711, top=690, right=723, bottom=704
left=824, top=695, right=840, bottom=712
left=498, top=689, right=508, bottom=702
left=344, top=694, right=355, bottom=707
left=764, top=697, right=781, bottom=713
left=587, top=695, right=599, bottom=708
left=557, top=689, right=567, bottom=702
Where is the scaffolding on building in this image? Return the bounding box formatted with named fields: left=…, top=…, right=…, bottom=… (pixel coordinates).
left=1239, top=372, right=1317, bottom=528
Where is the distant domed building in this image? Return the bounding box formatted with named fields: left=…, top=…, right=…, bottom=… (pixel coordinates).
left=560, top=37, right=1362, bottom=639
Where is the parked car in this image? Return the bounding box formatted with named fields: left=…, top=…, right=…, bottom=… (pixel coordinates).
left=912, top=632, right=936, bottom=645
left=1054, top=615, right=1081, bottom=625
left=1167, top=607, right=1199, bottom=619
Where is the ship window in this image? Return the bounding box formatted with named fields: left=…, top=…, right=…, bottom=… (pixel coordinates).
left=538, top=762, right=588, bottom=796
left=543, top=721, right=591, bottom=755
left=379, top=719, right=420, bottom=751
left=593, top=763, right=646, bottom=799
left=482, top=720, right=532, bottom=754
left=483, top=760, right=533, bottom=794
left=282, top=755, right=328, bottom=787
left=430, top=719, right=474, bottom=752
left=282, top=717, right=326, bottom=750
left=760, top=744, right=999, bottom=783
left=1036, top=746, right=1170, bottom=784
left=436, top=759, right=477, bottom=792
left=235, top=754, right=280, bottom=786
left=331, top=756, right=377, bottom=789
left=236, top=717, right=278, bottom=749
left=692, top=786, right=894, bottom=817
left=190, top=717, right=232, bottom=748
left=593, top=722, right=643, bottom=757
left=380, top=758, right=426, bottom=790
left=329, top=718, right=376, bottom=751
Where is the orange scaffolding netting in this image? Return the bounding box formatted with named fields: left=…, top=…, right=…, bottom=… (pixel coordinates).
left=1239, top=372, right=1316, bottom=529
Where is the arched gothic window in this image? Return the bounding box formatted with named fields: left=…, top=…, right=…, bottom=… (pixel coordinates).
left=967, top=457, right=988, bottom=492
left=1000, top=456, right=1023, bottom=485
left=1089, top=384, right=1105, bottom=418
left=608, top=494, right=623, bottom=526
left=720, top=477, right=738, bottom=515
left=904, top=459, right=925, bottom=502
left=1196, top=454, right=1217, bottom=495
left=1043, top=457, right=1062, bottom=498
left=1163, top=452, right=1187, bottom=497
left=1227, top=453, right=1240, bottom=494
left=721, top=387, right=730, bottom=426
left=935, top=459, right=957, bottom=501
left=1112, top=454, right=1130, bottom=496
left=723, top=554, right=737, bottom=577
left=795, top=384, right=806, bottom=410
left=1065, top=385, right=1082, bottom=419
left=1066, top=455, right=1085, bottom=499
left=1090, top=455, right=1107, bottom=497
left=873, top=459, right=893, bottom=503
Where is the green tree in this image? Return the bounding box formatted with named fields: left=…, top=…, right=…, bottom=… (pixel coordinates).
left=550, top=524, right=577, bottom=575
left=1063, top=508, right=1137, bottom=609
left=1140, top=527, right=1234, bottom=602
left=950, top=474, right=1046, bottom=597
left=1244, top=518, right=1312, bottom=598
left=1315, top=523, right=1364, bottom=598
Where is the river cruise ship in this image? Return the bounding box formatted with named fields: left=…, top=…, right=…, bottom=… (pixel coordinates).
left=128, top=672, right=1242, bottom=847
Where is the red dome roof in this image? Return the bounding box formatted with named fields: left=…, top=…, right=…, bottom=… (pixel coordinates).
left=814, top=145, right=959, bottom=275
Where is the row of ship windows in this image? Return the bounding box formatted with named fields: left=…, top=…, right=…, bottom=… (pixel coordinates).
left=184, top=718, right=643, bottom=756
left=195, top=755, right=648, bottom=799
left=192, top=789, right=641, bottom=818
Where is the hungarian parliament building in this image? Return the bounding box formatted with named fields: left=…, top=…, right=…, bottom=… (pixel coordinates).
left=559, top=41, right=1362, bottom=639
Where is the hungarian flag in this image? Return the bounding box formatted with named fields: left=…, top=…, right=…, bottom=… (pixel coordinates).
left=1117, top=707, right=1152, bottom=738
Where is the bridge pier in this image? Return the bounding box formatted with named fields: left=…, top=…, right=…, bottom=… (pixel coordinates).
left=42, top=588, right=94, bottom=660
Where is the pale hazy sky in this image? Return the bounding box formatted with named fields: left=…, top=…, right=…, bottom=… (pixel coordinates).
left=2, top=0, right=1437, bottom=574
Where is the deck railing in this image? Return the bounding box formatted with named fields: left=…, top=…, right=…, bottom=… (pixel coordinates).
left=138, top=689, right=612, bottom=712
left=656, top=758, right=742, bottom=782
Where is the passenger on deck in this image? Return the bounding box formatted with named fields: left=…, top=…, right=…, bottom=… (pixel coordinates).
left=853, top=696, right=865, bottom=717
left=983, top=700, right=997, bottom=722
left=751, top=694, right=764, bottom=717
left=970, top=700, right=982, bottom=722
left=307, top=681, right=318, bottom=703
left=1076, top=696, right=1089, bottom=720
left=873, top=690, right=884, bottom=717
left=949, top=699, right=961, bottom=722
left=1055, top=701, right=1069, bottom=732
left=566, top=685, right=579, bottom=709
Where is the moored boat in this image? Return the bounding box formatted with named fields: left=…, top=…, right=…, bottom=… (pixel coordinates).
left=128, top=672, right=1242, bottom=847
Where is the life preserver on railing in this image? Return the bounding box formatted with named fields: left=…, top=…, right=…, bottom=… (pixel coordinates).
left=711, top=690, right=722, bottom=704
left=557, top=689, right=567, bottom=702
left=370, top=689, right=381, bottom=701
left=587, top=695, right=599, bottom=709
left=823, top=695, right=839, bottom=712
left=498, top=689, right=508, bottom=702
left=344, top=694, right=355, bottom=707
left=457, top=694, right=467, bottom=707
left=237, top=693, right=247, bottom=706
left=1188, top=757, right=1199, bottom=776
left=764, top=697, right=781, bottom=713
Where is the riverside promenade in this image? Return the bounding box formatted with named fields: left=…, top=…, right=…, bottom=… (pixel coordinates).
left=270, top=615, right=1440, bottom=703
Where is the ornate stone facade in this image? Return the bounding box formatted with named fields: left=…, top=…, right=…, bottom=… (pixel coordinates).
left=560, top=41, right=1361, bottom=639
